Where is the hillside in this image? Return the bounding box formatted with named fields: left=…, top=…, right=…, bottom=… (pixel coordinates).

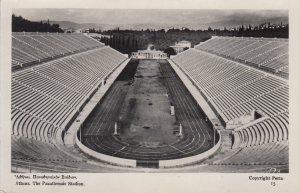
left=12, top=14, right=63, bottom=32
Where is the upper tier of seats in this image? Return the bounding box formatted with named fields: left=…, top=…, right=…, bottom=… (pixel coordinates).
left=195, top=37, right=288, bottom=77
left=11, top=46, right=127, bottom=143
left=12, top=32, right=104, bottom=70
left=172, top=49, right=288, bottom=124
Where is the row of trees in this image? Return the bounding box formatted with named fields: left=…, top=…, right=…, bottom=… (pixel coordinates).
left=98, top=22, right=288, bottom=55
left=99, top=29, right=211, bottom=55
left=100, top=35, right=139, bottom=54
left=103, top=28, right=211, bottom=48
left=210, top=24, right=288, bottom=38
left=12, top=14, right=63, bottom=32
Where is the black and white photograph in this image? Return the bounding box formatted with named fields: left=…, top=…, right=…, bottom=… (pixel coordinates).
left=1, top=0, right=300, bottom=192
left=9, top=8, right=290, bottom=173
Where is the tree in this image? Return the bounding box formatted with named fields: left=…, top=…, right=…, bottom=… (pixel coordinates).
left=12, top=14, right=63, bottom=32
left=164, top=47, right=176, bottom=57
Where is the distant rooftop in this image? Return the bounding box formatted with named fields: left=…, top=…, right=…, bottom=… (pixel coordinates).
left=178, top=40, right=191, bottom=43
left=136, top=50, right=164, bottom=53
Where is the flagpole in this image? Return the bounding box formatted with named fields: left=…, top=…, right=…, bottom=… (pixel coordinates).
left=213, top=126, right=215, bottom=146
left=80, top=125, right=82, bottom=142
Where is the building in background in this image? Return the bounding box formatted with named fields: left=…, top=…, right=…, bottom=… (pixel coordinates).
left=131, top=44, right=167, bottom=59
left=131, top=50, right=167, bottom=59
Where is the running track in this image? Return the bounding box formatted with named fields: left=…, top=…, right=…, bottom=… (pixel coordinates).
left=81, top=59, right=215, bottom=161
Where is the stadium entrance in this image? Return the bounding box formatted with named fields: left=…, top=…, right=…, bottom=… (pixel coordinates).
left=136, top=160, right=159, bottom=168
left=131, top=44, right=167, bottom=59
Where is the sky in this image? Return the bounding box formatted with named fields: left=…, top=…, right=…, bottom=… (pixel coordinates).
left=12, top=9, right=288, bottom=29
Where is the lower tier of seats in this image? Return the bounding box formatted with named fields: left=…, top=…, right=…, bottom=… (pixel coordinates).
left=220, top=140, right=288, bottom=165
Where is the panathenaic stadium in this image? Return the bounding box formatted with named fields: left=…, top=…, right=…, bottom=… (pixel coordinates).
left=11, top=33, right=288, bottom=172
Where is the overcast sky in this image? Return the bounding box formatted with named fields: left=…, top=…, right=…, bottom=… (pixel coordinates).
left=13, top=9, right=288, bottom=26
